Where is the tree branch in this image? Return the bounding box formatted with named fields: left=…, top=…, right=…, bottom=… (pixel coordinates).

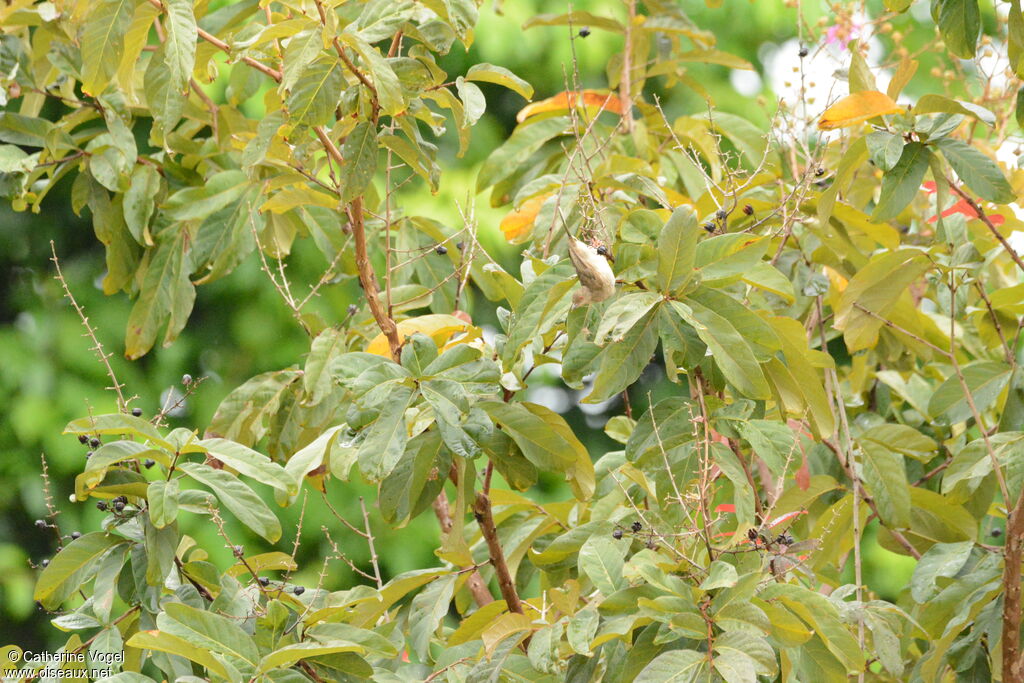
left=1002, top=489, right=1024, bottom=681
left=473, top=492, right=523, bottom=615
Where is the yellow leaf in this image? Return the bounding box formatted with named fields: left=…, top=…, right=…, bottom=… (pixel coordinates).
left=500, top=193, right=551, bottom=243
left=817, top=91, right=903, bottom=130
left=364, top=314, right=478, bottom=357
left=481, top=612, right=534, bottom=656
left=517, top=90, right=624, bottom=124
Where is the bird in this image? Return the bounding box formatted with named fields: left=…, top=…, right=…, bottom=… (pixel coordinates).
left=566, top=232, right=616, bottom=306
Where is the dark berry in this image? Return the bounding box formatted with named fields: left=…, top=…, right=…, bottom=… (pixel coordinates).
left=35, top=519, right=46, bottom=529
left=743, top=204, right=754, bottom=216
left=715, top=209, right=727, bottom=221
left=631, top=521, right=642, bottom=533
left=815, top=166, right=825, bottom=177
left=798, top=46, right=808, bottom=57
left=70, top=531, right=81, bottom=540
left=612, top=529, right=623, bottom=540
left=96, top=501, right=108, bottom=511
left=233, top=545, right=244, bottom=557
left=703, top=223, right=715, bottom=233
left=456, top=241, right=465, bottom=251
left=181, top=374, right=193, bottom=386
left=578, top=27, right=591, bottom=38
left=258, top=577, right=270, bottom=586
left=144, top=459, right=155, bottom=469
left=992, top=528, right=1003, bottom=537
left=85, top=451, right=92, bottom=459
left=747, top=528, right=759, bottom=542
left=114, top=496, right=127, bottom=504
left=78, top=434, right=89, bottom=444
left=112, top=500, right=125, bottom=512
left=293, top=586, right=305, bottom=595
left=89, top=438, right=100, bottom=448
left=435, top=245, right=448, bottom=255
left=41, top=559, right=49, bottom=567
left=131, top=408, right=142, bottom=417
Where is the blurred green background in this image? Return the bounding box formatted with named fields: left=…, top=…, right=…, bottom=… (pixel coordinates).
left=4, top=0, right=985, bottom=648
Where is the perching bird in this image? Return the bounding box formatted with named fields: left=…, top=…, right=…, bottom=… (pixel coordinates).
left=566, top=233, right=616, bottom=306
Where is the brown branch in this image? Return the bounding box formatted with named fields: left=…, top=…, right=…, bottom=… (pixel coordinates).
left=347, top=196, right=401, bottom=360
left=1002, top=489, right=1024, bottom=681
left=473, top=492, right=523, bottom=615
left=948, top=181, right=1024, bottom=275
left=50, top=242, right=128, bottom=412
left=619, top=0, right=636, bottom=134
left=433, top=490, right=494, bottom=608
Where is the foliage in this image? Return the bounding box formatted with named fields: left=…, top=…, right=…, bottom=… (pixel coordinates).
left=2, top=0, right=1024, bottom=680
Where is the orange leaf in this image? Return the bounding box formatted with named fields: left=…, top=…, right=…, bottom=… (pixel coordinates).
left=817, top=91, right=903, bottom=130
left=516, top=90, right=624, bottom=123
left=499, top=194, right=550, bottom=243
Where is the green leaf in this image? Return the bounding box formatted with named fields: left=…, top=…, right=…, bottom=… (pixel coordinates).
left=81, top=0, right=134, bottom=95
left=936, top=0, right=981, bottom=58
left=701, top=560, right=739, bottom=590
left=158, top=601, right=260, bottom=665
left=257, top=642, right=366, bottom=674
left=914, top=94, right=995, bottom=126
left=656, top=206, right=700, bottom=293
left=199, top=438, right=297, bottom=495
left=340, top=121, right=378, bottom=202
left=578, top=535, right=624, bottom=595
left=585, top=306, right=660, bottom=403
left=465, top=63, right=534, bottom=100
left=737, top=420, right=799, bottom=477
left=935, top=138, right=1015, bottom=203
left=522, top=11, right=624, bottom=33
left=409, top=573, right=457, bottom=659
left=713, top=650, right=758, bottom=683
left=147, top=479, right=179, bottom=528
left=125, top=229, right=196, bottom=359
left=34, top=533, right=127, bottom=609
left=910, top=541, right=974, bottom=603
left=871, top=142, right=932, bottom=222
left=858, top=441, right=910, bottom=528
left=123, top=165, right=160, bottom=244
left=595, top=292, right=663, bottom=344
left=286, top=56, right=344, bottom=128
left=339, top=32, right=405, bottom=115
left=865, top=131, right=904, bottom=171
left=163, top=170, right=249, bottom=222
left=146, top=0, right=196, bottom=133
left=477, top=116, right=569, bottom=191
left=303, top=327, right=346, bottom=405
left=671, top=300, right=769, bottom=399
left=179, top=462, right=282, bottom=542
left=635, top=650, right=709, bottom=682
left=357, top=384, right=414, bottom=481
left=928, top=360, right=1011, bottom=423
left=125, top=631, right=234, bottom=681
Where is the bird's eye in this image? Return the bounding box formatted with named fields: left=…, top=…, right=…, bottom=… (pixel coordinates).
left=596, top=245, right=608, bottom=256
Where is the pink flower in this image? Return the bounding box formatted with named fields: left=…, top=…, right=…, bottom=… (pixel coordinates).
left=825, top=19, right=863, bottom=50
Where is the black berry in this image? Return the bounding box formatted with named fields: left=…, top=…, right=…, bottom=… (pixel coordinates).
left=631, top=521, right=642, bottom=533
left=112, top=500, right=125, bottom=512
left=181, top=374, right=193, bottom=386
left=815, top=166, right=825, bottom=177
left=258, top=577, right=270, bottom=586
left=703, top=223, right=715, bottom=233
left=798, top=46, right=808, bottom=57
left=131, top=408, right=142, bottom=417
left=144, top=459, right=155, bottom=469
left=293, top=586, right=305, bottom=595
left=70, top=532, right=81, bottom=540
left=435, top=245, right=448, bottom=255
left=715, top=209, right=727, bottom=221
left=578, top=27, right=591, bottom=38
left=85, top=451, right=92, bottom=459
left=89, top=438, right=100, bottom=448
left=612, top=529, right=623, bottom=540
left=747, top=528, right=759, bottom=542
left=96, top=501, right=108, bottom=511
left=743, top=204, right=754, bottom=216
left=35, top=519, right=46, bottom=529
left=456, top=241, right=465, bottom=251
left=992, top=528, right=1003, bottom=537
left=78, top=434, right=88, bottom=444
